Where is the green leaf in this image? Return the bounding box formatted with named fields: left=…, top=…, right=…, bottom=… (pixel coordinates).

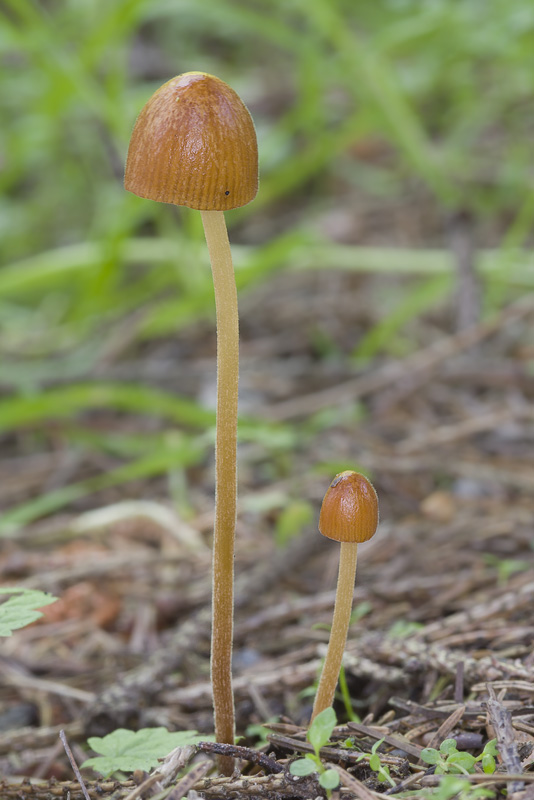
left=82, top=728, right=209, bottom=778
left=439, top=738, right=458, bottom=755
left=369, top=753, right=381, bottom=771
left=308, top=707, right=337, bottom=756
left=481, top=753, right=496, bottom=774
left=371, top=737, right=385, bottom=754
left=0, top=588, right=57, bottom=636
left=349, top=601, right=373, bottom=624
left=275, top=500, right=313, bottom=547
left=354, top=274, right=451, bottom=361
left=387, top=619, right=425, bottom=638
left=377, top=765, right=393, bottom=784
left=482, top=738, right=499, bottom=757
left=0, top=437, right=204, bottom=535
left=0, top=383, right=214, bottom=436
left=432, top=776, right=472, bottom=799
left=289, top=757, right=316, bottom=777
left=319, top=769, right=340, bottom=789
left=447, top=751, right=477, bottom=773
left=421, top=747, right=440, bottom=765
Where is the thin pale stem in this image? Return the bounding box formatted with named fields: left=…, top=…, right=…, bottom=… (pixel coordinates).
left=201, top=209, right=238, bottom=775
left=311, top=541, right=358, bottom=721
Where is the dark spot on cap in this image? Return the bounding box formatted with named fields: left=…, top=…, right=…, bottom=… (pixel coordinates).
left=225, top=190, right=230, bottom=196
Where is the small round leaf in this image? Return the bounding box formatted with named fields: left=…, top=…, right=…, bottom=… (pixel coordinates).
left=448, top=752, right=476, bottom=773
left=369, top=753, right=381, bottom=771
left=483, top=739, right=499, bottom=757
left=421, top=748, right=440, bottom=765
left=319, top=769, right=340, bottom=790
left=482, top=753, right=496, bottom=774
left=290, top=758, right=316, bottom=777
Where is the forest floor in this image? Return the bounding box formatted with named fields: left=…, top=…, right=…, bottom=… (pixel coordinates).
left=1, top=262, right=534, bottom=800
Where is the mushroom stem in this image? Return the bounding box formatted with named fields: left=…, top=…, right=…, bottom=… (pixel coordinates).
left=311, top=541, right=358, bottom=721
left=201, top=209, right=238, bottom=772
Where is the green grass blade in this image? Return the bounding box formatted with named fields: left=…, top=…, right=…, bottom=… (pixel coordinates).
left=0, top=439, right=204, bottom=536
left=0, top=383, right=214, bottom=433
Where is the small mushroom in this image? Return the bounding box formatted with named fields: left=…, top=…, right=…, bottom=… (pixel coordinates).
left=125, top=72, right=258, bottom=773
left=125, top=71, right=257, bottom=210
left=311, top=470, right=379, bottom=721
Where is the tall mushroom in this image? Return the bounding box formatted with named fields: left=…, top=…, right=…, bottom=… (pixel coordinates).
left=311, top=470, right=379, bottom=722
left=125, top=72, right=258, bottom=771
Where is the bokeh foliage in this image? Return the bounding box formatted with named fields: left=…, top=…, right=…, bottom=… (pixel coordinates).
left=1, top=0, right=533, bottom=527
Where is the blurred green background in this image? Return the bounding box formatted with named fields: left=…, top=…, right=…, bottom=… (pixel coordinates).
left=1, top=0, right=533, bottom=531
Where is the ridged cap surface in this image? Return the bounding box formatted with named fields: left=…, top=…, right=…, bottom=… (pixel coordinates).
left=125, top=72, right=258, bottom=210
left=319, top=470, right=379, bottom=544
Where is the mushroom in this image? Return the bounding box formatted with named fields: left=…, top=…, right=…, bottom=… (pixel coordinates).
left=125, top=72, right=258, bottom=769
left=311, top=470, right=379, bottom=721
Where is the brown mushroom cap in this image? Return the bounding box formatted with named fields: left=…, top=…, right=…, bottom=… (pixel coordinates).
left=125, top=71, right=258, bottom=211
left=319, top=470, right=379, bottom=544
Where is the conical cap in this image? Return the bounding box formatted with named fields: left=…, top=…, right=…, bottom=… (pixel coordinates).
left=125, top=72, right=258, bottom=211
left=319, top=471, right=379, bottom=544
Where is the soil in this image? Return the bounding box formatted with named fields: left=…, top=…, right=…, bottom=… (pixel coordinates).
left=1, top=264, right=533, bottom=799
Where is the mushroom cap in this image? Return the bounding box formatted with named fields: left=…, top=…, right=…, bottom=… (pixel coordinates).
left=319, top=470, right=379, bottom=544
left=125, top=71, right=258, bottom=211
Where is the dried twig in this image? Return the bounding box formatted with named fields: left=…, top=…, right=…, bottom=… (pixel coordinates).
left=122, top=772, right=162, bottom=800
left=485, top=684, right=524, bottom=795
left=329, top=762, right=380, bottom=800
left=85, top=530, right=326, bottom=732
left=59, top=730, right=91, bottom=800
left=346, top=722, right=424, bottom=761
left=424, top=705, right=465, bottom=752
left=166, top=761, right=211, bottom=800
left=197, top=741, right=283, bottom=773
left=262, top=295, right=534, bottom=420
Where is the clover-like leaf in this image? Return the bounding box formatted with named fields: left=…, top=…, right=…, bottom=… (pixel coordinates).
left=0, top=588, right=57, bottom=636
left=82, top=728, right=210, bottom=778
